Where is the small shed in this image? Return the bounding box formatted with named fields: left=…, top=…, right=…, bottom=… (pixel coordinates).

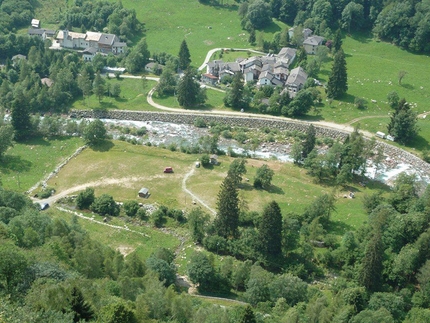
left=138, top=188, right=149, bottom=198
left=31, top=19, right=40, bottom=28
left=210, top=154, right=218, bottom=165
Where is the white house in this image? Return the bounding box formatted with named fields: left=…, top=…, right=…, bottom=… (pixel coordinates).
left=303, top=35, right=325, bottom=54
left=277, top=47, right=297, bottom=67
left=56, top=30, right=127, bottom=54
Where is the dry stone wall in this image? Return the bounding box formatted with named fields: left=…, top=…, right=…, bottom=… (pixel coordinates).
left=70, top=109, right=430, bottom=178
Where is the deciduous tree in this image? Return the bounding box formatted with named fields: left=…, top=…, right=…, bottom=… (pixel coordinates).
left=253, top=164, right=274, bottom=189
left=387, top=99, right=418, bottom=144
left=83, top=119, right=107, bottom=146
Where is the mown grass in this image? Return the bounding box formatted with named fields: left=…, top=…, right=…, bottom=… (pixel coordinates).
left=47, top=207, right=180, bottom=260
left=44, top=140, right=386, bottom=238
left=0, top=136, right=83, bottom=192
left=71, top=78, right=158, bottom=111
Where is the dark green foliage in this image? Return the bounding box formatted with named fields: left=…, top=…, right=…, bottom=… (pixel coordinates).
left=253, top=164, right=274, bottom=189
left=11, top=88, right=33, bottom=141
left=90, top=194, right=120, bottom=216
left=228, top=158, right=247, bottom=186
left=0, top=125, right=14, bottom=159
left=76, top=187, right=95, bottom=210
left=123, top=200, right=140, bottom=217
left=224, top=72, right=249, bottom=110
left=99, top=301, right=136, bottom=323
left=363, top=191, right=384, bottom=214
left=156, top=67, right=177, bottom=96
left=0, top=243, right=28, bottom=292
left=126, top=39, right=150, bottom=74
left=333, top=29, right=343, bottom=52
left=246, top=0, right=272, bottom=29
left=303, top=193, right=336, bottom=227
left=327, top=49, right=348, bottom=99
left=387, top=99, right=418, bottom=144
left=215, top=175, right=240, bottom=238
left=269, top=273, right=308, bottom=306
left=245, top=264, right=273, bottom=305
left=240, top=306, right=257, bottom=323
left=387, top=91, right=400, bottom=108
left=282, top=89, right=314, bottom=117
left=359, top=230, right=384, bottom=292
left=178, top=40, right=191, bottom=70
left=92, top=72, right=106, bottom=102
left=83, top=119, right=107, bottom=146
left=70, top=286, right=94, bottom=322
left=258, top=201, right=282, bottom=259
left=187, top=207, right=210, bottom=243
left=302, top=124, right=316, bottom=159
left=146, top=256, right=176, bottom=287
left=200, top=154, right=210, bottom=166
left=176, top=68, right=205, bottom=108
left=187, top=252, right=216, bottom=291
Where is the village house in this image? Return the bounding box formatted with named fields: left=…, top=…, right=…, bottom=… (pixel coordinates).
left=285, top=66, right=308, bottom=96
left=201, top=73, right=218, bottom=86
left=28, top=28, right=56, bottom=40
left=288, top=27, right=313, bottom=41
left=56, top=30, right=127, bottom=55
left=303, top=35, right=325, bottom=54
left=277, top=47, right=297, bottom=67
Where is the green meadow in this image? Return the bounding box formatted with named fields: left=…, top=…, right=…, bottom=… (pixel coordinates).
left=0, top=136, right=83, bottom=192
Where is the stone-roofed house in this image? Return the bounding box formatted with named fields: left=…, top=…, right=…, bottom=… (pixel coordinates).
left=288, top=27, right=313, bottom=40
left=239, top=56, right=262, bottom=72
left=277, top=47, right=297, bottom=67
left=303, top=35, right=325, bottom=54
left=285, top=66, right=308, bottom=95
left=82, top=47, right=98, bottom=61
left=258, top=70, right=284, bottom=87
left=243, top=65, right=261, bottom=83
left=28, top=28, right=55, bottom=40
left=56, top=30, right=126, bottom=55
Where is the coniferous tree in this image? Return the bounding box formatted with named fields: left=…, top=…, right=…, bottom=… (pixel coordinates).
left=327, top=49, right=348, bottom=99
left=92, top=72, right=106, bottom=102
left=215, top=175, right=239, bottom=238
left=333, top=29, right=343, bottom=52
left=302, top=124, right=316, bottom=159
left=240, top=306, right=257, bottom=323
left=176, top=68, right=204, bottom=108
left=387, top=99, right=418, bottom=144
left=178, top=40, right=191, bottom=70
left=258, top=201, right=283, bottom=259
left=77, top=68, right=92, bottom=102
left=11, top=87, right=32, bottom=141
left=70, top=286, right=94, bottom=322
left=359, top=230, right=384, bottom=292
left=224, top=72, right=247, bottom=110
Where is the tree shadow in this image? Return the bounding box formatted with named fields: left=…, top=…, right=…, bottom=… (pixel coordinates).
left=400, top=83, right=414, bottom=90
left=22, top=136, right=51, bottom=146
left=266, top=184, right=284, bottom=195
left=262, top=21, right=282, bottom=34
left=238, top=182, right=254, bottom=191
left=296, top=114, right=325, bottom=121
left=327, top=220, right=354, bottom=236
left=341, top=93, right=356, bottom=104
left=0, top=155, right=32, bottom=174
left=406, top=134, right=430, bottom=151
left=99, top=101, right=119, bottom=110
left=347, top=32, right=373, bottom=44
left=89, top=140, right=115, bottom=152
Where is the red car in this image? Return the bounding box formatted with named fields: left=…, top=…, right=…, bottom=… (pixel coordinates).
left=164, top=167, right=173, bottom=173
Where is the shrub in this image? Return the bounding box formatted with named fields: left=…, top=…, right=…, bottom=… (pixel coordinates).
left=194, top=118, right=207, bottom=128
left=136, top=127, right=147, bottom=136
left=123, top=200, right=140, bottom=217
left=201, top=154, right=210, bottom=167
left=76, top=188, right=95, bottom=210
left=90, top=194, right=120, bottom=216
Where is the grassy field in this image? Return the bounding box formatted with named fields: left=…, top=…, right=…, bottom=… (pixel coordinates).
left=71, top=78, right=158, bottom=111
left=0, top=136, right=83, bottom=192
left=44, top=141, right=386, bottom=236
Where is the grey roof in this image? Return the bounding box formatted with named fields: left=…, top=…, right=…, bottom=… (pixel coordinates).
left=219, top=62, right=240, bottom=73
left=82, top=47, right=97, bottom=54
left=278, top=47, right=296, bottom=60
left=12, top=54, right=26, bottom=60
left=98, top=33, right=115, bottom=46
left=113, top=42, right=127, bottom=47
left=139, top=188, right=149, bottom=194
left=274, top=66, right=289, bottom=75
left=303, top=35, right=325, bottom=46
left=286, top=67, right=308, bottom=86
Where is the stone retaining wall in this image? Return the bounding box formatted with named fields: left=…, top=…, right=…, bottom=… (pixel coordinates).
left=70, top=109, right=430, bottom=179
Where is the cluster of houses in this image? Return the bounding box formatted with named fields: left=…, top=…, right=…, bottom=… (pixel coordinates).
left=27, top=18, right=127, bottom=61
left=202, top=28, right=324, bottom=96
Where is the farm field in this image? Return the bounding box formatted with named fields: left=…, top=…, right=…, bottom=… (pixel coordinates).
left=0, top=136, right=83, bottom=192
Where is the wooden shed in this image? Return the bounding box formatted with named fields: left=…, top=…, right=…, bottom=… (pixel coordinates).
left=138, top=188, right=149, bottom=198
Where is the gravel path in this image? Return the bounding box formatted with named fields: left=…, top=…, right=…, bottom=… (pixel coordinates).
left=182, top=166, right=217, bottom=216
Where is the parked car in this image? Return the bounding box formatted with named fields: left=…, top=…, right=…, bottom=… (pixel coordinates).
left=195, top=162, right=200, bottom=168
left=164, top=167, right=173, bottom=173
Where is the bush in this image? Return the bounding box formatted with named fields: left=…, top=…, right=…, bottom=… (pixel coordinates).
left=76, top=188, right=95, bottom=210
left=123, top=200, right=140, bottom=217
left=201, top=154, right=210, bottom=167
left=136, top=208, right=148, bottom=221
left=39, top=187, right=55, bottom=199
left=203, top=235, right=229, bottom=254
left=194, top=118, right=207, bottom=128
left=136, top=127, right=147, bottom=136
left=90, top=194, right=120, bottom=216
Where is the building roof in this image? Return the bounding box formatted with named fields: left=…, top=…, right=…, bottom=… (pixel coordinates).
left=113, top=42, right=127, bottom=47
left=274, top=66, right=289, bottom=75
left=286, top=66, right=308, bottom=86
left=98, top=33, right=115, bottom=45
left=82, top=47, right=98, bottom=54
left=85, top=31, right=102, bottom=42
left=303, top=35, right=325, bottom=46
left=139, top=188, right=149, bottom=194
left=203, top=73, right=218, bottom=80
left=41, top=78, right=53, bottom=87
left=240, top=56, right=262, bottom=67
left=278, top=47, right=296, bottom=60
left=56, top=30, right=86, bottom=40
left=12, top=54, right=26, bottom=61
left=219, top=62, right=240, bottom=73
left=31, top=19, right=40, bottom=27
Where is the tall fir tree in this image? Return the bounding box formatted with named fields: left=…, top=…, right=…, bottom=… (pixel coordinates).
left=70, top=286, right=94, bottom=322
left=176, top=68, right=202, bottom=108
left=359, top=230, right=384, bottom=292
left=333, top=29, right=343, bottom=52
left=327, top=49, right=348, bottom=99
left=258, top=201, right=283, bottom=259
left=215, top=175, right=239, bottom=238
left=11, top=87, right=32, bottom=141
left=178, top=40, right=191, bottom=70
left=302, top=124, right=316, bottom=159
left=240, top=306, right=257, bottom=323
left=224, top=72, right=247, bottom=110
left=387, top=99, right=418, bottom=144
